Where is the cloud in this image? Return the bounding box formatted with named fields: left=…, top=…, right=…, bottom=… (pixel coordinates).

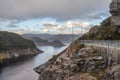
left=0, top=0, right=111, bottom=21
left=7, top=20, right=92, bottom=34
left=6, top=19, right=24, bottom=27
left=0, top=27, right=2, bottom=31
left=9, top=28, right=40, bottom=34
left=42, top=22, right=58, bottom=27
left=7, top=20, right=17, bottom=27
left=41, top=20, right=92, bottom=34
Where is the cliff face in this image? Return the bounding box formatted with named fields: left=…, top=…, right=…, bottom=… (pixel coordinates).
left=79, top=17, right=120, bottom=40
left=79, top=0, right=120, bottom=40
left=0, top=31, right=42, bottom=66
left=110, top=0, right=120, bottom=26
left=34, top=40, right=120, bottom=80
left=34, top=0, right=120, bottom=80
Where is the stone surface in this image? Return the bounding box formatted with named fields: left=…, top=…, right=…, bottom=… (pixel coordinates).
left=110, top=0, right=120, bottom=26
left=34, top=42, right=106, bottom=80
left=65, top=73, right=97, bottom=80
left=101, top=65, right=120, bottom=80
left=34, top=0, right=120, bottom=80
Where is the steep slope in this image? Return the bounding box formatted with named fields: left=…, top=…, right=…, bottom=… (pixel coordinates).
left=0, top=31, right=42, bottom=66
left=79, top=0, right=120, bottom=40
left=34, top=41, right=110, bottom=80
left=79, top=17, right=120, bottom=40
left=34, top=0, right=120, bottom=80
left=34, top=40, right=120, bottom=80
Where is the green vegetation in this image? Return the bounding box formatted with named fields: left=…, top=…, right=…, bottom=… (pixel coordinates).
left=0, top=54, right=3, bottom=63
left=0, top=31, right=37, bottom=50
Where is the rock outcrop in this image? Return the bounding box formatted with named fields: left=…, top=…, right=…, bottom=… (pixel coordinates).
left=34, top=41, right=108, bottom=80
left=110, top=0, right=120, bottom=26
left=79, top=17, right=120, bottom=40
left=34, top=40, right=120, bottom=80
left=79, top=0, right=120, bottom=40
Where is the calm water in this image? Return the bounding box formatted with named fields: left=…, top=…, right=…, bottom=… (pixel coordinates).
left=0, top=46, right=67, bottom=80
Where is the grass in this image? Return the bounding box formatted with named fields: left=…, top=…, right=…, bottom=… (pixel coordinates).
left=0, top=54, right=3, bottom=63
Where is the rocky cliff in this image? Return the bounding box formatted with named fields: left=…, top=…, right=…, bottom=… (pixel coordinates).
left=34, top=0, right=120, bottom=80
left=79, top=0, right=120, bottom=40
left=0, top=31, right=42, bottom=67
left=110, top=0, right=120, bottom=26
left=34, top=40, right=120, bottom=80
left=79, top=17, right=120, bottom=40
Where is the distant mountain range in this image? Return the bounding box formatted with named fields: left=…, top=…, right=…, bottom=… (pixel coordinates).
left=27, top=37, right=65, bottom=47
left=22, top=34, right=80, bottom=44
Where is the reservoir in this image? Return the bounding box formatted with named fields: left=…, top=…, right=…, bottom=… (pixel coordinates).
left=0, top=46, right=67, bottom=80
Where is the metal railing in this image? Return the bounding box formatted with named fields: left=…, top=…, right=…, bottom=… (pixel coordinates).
left=80, top=40, right=120, bottom=49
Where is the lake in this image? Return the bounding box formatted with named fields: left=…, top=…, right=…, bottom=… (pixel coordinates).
left=0, top=46, right=67, bottom=80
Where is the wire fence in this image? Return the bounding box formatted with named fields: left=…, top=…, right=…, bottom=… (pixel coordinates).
left=80, top=40, right=120, bottom=49
left=79, top=40, right=120, bottom=65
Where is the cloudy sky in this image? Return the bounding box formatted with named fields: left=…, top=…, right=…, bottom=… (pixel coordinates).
left=0, top=0, right=111, bottom=34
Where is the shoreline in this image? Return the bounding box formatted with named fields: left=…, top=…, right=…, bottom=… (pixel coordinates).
left=0, top=48, right=43, bottom=70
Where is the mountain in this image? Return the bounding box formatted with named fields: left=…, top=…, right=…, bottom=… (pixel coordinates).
left=0, top=31, right=38, bottom=50
left=50, top=40, right=65, bottom=47
left=30, top=37, right=50, bottom=46
left=0, top=31, right=42, bottom=66
left=49, top=34, right=80, bottom=44
left=22, top=34, right=55, bottom=40
left=22, top=34, right=80, bottom=44
left=34, top=0, right=120, bottom=80
left=26, top=37, right=65, bottom=47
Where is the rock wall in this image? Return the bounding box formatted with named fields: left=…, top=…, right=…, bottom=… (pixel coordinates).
left=110, top=0, right=120, bottom=26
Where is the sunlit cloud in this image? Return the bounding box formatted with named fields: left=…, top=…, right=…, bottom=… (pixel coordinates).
left=0, top=0, right=111, bottom=34
left=41, top=20, right=92, bottom=34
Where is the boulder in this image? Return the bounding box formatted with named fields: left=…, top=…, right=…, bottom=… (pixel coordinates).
left=34, top=44, right=106, bottom=80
